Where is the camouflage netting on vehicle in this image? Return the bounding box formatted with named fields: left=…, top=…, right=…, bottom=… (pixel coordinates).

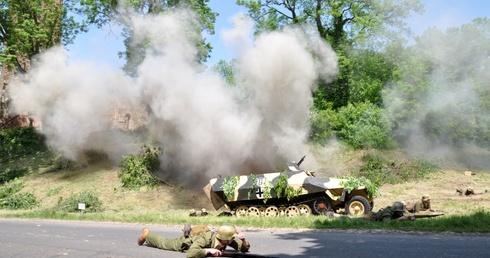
left=203, top=159, right=374, bottom=217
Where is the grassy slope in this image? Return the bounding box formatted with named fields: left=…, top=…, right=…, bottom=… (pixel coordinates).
left=1, top=152, right=489, bottom=232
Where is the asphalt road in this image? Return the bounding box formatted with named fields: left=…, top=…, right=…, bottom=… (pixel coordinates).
left=0, top=218, right=489, bottom=258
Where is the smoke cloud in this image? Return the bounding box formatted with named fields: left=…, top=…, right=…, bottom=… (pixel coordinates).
left=11, top=8, right=338, bottom=187
left=383, top=23, right=490, bottom=169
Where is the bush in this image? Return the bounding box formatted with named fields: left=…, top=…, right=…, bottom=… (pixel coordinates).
left=350, top=151, right=441, bottom=186
left=0, top=178, right=24, bottom=199
left=335, top=102, right=394, bottom=149
left=309, top=103, right=394, bottom=149
left=309, top=109, right=337, bottom=144
left=1, top=192, right=39, bottom=210
left=0, top=126, right=46, bottom=157
left=0, top=167, right=28, bottom=184
left=56, top=191, right=103, bottom=213
left=119, top=145, right=160, bottom=190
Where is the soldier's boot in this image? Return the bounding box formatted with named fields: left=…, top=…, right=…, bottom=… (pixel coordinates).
left=137, top=228, right=150, bottom=245
left=456, top=189, right=463, bottom=195
left=183, top=223, right=192, bottom=238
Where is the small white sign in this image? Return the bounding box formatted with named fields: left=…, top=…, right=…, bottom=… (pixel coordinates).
left=78, top=203, right=86, bottom=210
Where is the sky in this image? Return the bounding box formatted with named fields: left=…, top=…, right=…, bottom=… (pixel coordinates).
left=67, top=0, right=490, bottom=69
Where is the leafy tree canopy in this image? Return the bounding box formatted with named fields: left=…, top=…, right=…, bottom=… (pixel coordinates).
left=69, top=0, right=217, bottom=75
left=236, top=0, right=423, bottom=49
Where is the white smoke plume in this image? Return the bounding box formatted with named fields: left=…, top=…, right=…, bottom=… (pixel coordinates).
left=11, top=8, right=338, bottom=187
left=383, top=23, right=490, bottom=169
left=221, top=14, right=253, bottom=58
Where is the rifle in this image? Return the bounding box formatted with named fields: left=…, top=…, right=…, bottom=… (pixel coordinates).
left=220, top=250, right=279, bottom=258
left=413, top=212, right=444, bottom=219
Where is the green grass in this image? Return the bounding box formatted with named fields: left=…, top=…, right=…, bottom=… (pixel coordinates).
left=1, top=209, right=489, bottom=234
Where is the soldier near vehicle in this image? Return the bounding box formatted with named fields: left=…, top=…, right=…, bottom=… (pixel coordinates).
left=406, top=194, right=435, bottom=213
left=364, top=201, right=416, bottom=222
left=137, top=224, right=250, bottom=258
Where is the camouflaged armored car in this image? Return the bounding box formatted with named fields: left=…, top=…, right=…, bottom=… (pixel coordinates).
left=203, top=157, right=374, bottom=217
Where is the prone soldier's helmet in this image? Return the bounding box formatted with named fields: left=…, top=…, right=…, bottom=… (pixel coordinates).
left=392, top=201, right=405, bottom=212
left=422, top=194, right=430, bottom=200
left=216, top=224, right=237, bottom=240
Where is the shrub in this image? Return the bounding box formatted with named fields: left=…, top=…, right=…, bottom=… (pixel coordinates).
left=0, top=167, right=28, bottom=184
left=335, top=102, right=393, bottom=149
left=56, top=191, right=103, bottom=213
left=1, top=192, right=39, bottom=210
left=309, top=109, right=337, bottom=144
left=308, top=103, right=394, bottom=149
left=350, top=151, right=441, bottom=186
left=119, top=145, right=160, bottom=190
left=0, top=178, right=24, bottom=199
left=0, top=126, right=46, bottom=157
left=0, top=177, right=38, bottom=210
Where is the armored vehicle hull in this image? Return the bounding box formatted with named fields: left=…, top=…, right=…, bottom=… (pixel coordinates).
left=203, top=160, right=373, bottom=217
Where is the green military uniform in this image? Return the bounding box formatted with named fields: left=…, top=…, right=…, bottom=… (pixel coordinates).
left=367, top=202, right=405, bottom=222
left=370, top=206, right=400, bottom=221
left=145, top=232, right=193, bottom=252
left=145, top=230, right=250, bottom=258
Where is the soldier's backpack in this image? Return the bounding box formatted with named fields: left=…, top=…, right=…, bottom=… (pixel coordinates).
left=190, top=224, right=210, bottom=238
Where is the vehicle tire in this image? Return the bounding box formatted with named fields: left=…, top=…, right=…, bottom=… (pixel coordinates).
left=235, top=206, right=248, bottom=217
left=346, top=196, right=371, bottom=216
left=247, top=206, right=261, bottom=217
left=312, top=197, right=332, bottom=215
left=286, top=206, right=300, bottom=217
left=297, top=204, right=311, bottom=216
left=265, top=206, right=279, bottom=217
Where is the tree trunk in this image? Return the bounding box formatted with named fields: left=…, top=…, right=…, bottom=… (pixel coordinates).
left=0, top=63, right=15, bottom=124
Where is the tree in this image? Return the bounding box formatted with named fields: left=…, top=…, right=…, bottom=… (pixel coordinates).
left=71, top=0, right=217, bottom=76
left=212, top=59, right=238, bottom=86
left=0, top=0, right=114, bottom=124
left=0, top=0, right=64, bottom=122
left=0, top=0, right=217, bottom=123
left=348, top=48, right=394, bottom=106
left=236, top=0, right=423, bottom=109
left=384, top=18, right=490, bottom=150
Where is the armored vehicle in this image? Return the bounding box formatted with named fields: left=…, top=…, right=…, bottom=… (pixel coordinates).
left=203, top=157, right=374, bottom=217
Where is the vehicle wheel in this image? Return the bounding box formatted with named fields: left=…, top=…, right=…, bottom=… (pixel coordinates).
left=286, top=206, right=300, bottom=217
left=265, top=206, right=279, bottom=217
left=235, top=206, right=248, bottom=217
left=297, top=204, right=311, bottom=216
left=346, top=196, right=371, bottom=216
left=312, top=198, right=332, bottom=215
left=247, top=206, right=261, bottom=217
